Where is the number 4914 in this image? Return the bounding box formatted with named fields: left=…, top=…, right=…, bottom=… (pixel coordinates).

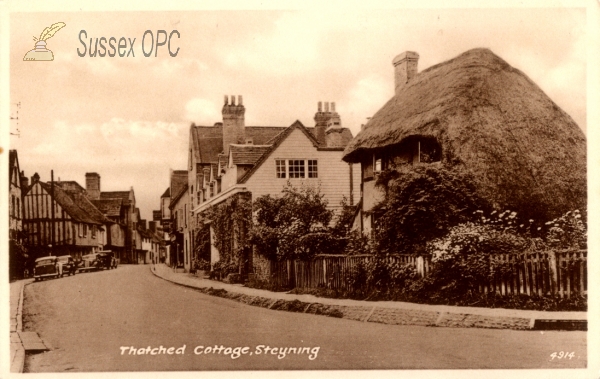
left=550, top=351, right=575, bottom=360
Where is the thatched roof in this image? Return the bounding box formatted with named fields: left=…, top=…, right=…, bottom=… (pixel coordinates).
left=343, top=48, right=586, bottom=219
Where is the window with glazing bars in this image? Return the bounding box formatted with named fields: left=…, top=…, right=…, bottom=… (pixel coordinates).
left=276, top=159, right=286, bottom=178
left=288, top=160, right=305, bottom=178
left=308, top=160, right=318, bottom=178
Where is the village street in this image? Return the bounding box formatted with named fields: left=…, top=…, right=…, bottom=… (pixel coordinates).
left=21, top=265, right=586, bottom=372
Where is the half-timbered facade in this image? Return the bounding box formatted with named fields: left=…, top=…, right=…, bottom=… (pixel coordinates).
left=22, top=174, right=106, bottom=260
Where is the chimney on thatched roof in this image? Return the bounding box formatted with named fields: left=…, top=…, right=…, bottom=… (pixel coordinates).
left=393, top=51, right=419, bottom=94
left=343, top=48, right=586, bottom=221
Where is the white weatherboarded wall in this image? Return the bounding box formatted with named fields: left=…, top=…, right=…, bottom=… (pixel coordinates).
left=244, top=128, right=355, bottom=214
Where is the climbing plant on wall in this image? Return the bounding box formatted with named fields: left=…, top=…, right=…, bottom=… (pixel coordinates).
left=200, top=192, right=252, bottom=269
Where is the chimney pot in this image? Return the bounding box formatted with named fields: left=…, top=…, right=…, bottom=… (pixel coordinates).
left=318, top=101, right=322, bottom=112
left=324, top=102, right=329, bottom=112
left=393, top=51, right=419, bottom=94
left=331, top=102, right=336, bottom=112
left=238, top=95, right=243, bottom=106
left=224, top=95, right=228, bottom=105
left=230, top=95, right=236, bottom=106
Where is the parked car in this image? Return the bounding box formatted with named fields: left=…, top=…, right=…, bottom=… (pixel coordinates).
left=97, top=251, right=118, bottom=270
left=33, top=256, right=60, bottom=281
left=56, top=255, right=77, bottom=276
left=78, top=253, right=102, bottom=272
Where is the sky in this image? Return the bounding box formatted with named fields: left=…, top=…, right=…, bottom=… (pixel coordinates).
left=5, top=3, right=590, bottom=222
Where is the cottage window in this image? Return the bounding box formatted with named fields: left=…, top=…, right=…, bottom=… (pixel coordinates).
left=289, top=160, right=305, bottom=178
left=308, top=160, right=318, bottom=178
left=276, top=160, right=286, bottom=178
left=83, top=224, right=88, bottom=236
left=276, top=159, right=318, bottom=179
left=374, top=158, right=382, bottom=173
left=209, top=182, right=214, bottom=198
left=92, top=225, right=97, bottom=238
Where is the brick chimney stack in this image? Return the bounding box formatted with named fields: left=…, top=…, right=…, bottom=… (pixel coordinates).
left=85, top=172, right=101, bottom=200
left=222, top=94, right=245, bottom=155
left=393, top=51, right=419, bottom=94
left=314, top=101, right=341, bottom=145
left=20, top=171, right=29, bottom=189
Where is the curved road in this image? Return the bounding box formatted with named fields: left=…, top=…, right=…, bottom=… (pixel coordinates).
left=22, top=264, right=586, bottom=372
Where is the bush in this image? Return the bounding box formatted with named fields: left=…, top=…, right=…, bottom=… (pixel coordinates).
left=250, top=183, right=335, bottom=260
left=373, top=165, right=489, bottom=255
left=545, top=209, right=586, bottom=250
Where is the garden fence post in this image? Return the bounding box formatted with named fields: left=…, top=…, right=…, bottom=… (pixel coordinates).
left=548, top=250, right=558, bottom=295
left=416, top=256, right=424, bottom=277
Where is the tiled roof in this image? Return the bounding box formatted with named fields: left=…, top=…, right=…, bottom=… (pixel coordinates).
left=100, top=191, right=130, bottom=202
left=191, top=124, right=287, bottom=164
left=70, top=192, right=112, bottom=224
left=245, top=127, right=287, bottom=145
left=230, top=145, right=272, bottom=165
left=191, top=125, right=224, bottom=163
left=169, top=184, right=188, bottom=209
left=325, top=128, right=354, bottom=148
left=239, top=120, right=320, bottom=184
left=37, top=182, right=102, bottom=225
left=54, top=181, right=86, bottom=193
left=170, top=170, right=188, bottom=200
left=91, top=199, right=123, bottom=217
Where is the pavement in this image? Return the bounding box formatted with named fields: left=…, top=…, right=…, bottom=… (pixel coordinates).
left=151, top=263, right=587, bottom=331
left=9, top=278, right=49, bottom=373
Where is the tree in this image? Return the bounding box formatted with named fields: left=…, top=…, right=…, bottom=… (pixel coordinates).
left=250, top=183, right=334, bottom=261
left=372, top=164, right=490, bottom=255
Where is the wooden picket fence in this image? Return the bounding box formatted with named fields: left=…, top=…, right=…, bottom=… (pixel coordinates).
left=268, top=250, right=586, bottom=298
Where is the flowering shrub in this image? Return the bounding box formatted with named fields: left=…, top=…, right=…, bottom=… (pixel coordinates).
left=423, top=210, right=538, bottom=299
left=544, top=210, right=586, bottom=250
left=250, top=183, right=335, bottom=261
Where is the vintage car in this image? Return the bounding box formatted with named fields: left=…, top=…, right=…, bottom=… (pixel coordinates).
left=97, top=251, right=118, bottom=270
left=33, top=256, right=60, bottom=281
left=78, top=253, right=102, bottom=272
left=56, top=255, right=77, bottom=276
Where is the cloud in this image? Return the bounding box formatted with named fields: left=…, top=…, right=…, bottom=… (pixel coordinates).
left=184, top=98, right=220, bottom=124
left=343, top=75, right=392, bottom=135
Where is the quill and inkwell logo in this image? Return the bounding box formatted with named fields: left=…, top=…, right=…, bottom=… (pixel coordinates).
left=23, top=22, right=66, bottom=61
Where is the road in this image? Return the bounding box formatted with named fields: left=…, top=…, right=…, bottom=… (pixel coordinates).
left=22, top=264, right=587, bottom=372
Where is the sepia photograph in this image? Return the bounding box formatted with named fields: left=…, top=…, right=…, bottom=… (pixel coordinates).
left=2, top=0, right=597, bottom=377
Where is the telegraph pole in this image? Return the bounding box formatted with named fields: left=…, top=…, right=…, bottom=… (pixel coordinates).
left=51, top=170, right=55, bottom=255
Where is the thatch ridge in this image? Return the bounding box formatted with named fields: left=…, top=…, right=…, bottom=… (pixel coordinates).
left=343, top=48, right=586, bottom=219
